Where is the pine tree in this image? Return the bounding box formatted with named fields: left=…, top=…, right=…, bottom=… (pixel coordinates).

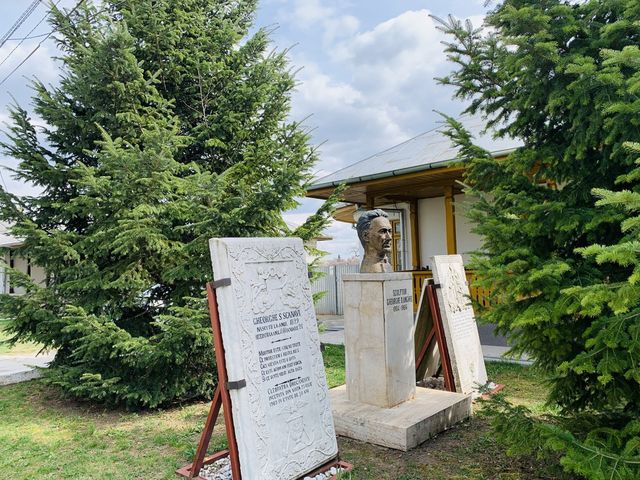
left=436, top=1, right=640, bottom=477
left=0, top=1, right=336, bottom=408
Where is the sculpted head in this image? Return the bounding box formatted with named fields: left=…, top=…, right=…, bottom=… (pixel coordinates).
left=356, top=209, right=393, bottom=272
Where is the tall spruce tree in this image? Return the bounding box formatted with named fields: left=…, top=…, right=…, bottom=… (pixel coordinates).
left=0, top=1, right=336, bottom=408
left=436, top=0, right=640, bottom=478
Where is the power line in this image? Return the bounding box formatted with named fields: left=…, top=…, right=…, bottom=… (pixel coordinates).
left=0, top=1, right=61, bottom=70
left=6, top=33, right=50, bottom=41
left=0, top=0, right=87, bottom=88
left=0, top=0, right=42, bottom=50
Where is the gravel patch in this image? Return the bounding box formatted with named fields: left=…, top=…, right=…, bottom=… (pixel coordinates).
left=199, top=458, right=345, bottom=480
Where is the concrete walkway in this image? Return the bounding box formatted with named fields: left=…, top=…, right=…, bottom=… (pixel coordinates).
left=318, top=314, right=531, bottom=365
left=0, top=351, right=56, bottom=386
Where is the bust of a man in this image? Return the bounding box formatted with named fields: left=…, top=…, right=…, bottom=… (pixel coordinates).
left=356, top=209, right=393, bottom=273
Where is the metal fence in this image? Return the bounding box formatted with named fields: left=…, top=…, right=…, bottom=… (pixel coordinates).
left=312, top=264, right=359, bottom=315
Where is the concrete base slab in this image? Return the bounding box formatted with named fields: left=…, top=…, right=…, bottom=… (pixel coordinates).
left=329, top=385, right=472, bottom=451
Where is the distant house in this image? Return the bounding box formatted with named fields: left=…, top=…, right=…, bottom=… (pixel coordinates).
left=0, top=223, right=46, bottom=295
left=306, top=114, right=522, bottom=310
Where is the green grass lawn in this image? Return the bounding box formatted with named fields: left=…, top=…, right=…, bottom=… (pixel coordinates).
left=0, top=379, right=226, bottom=479
left=0, top=319, right=44, bottom=355
left=0, top=345, right=559, bottom=480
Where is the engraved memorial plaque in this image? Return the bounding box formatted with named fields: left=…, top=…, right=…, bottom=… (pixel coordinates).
left=342, top=273, right=415, bottom=408
left=432, top=255, right=488, bottom=395
left=209, top=238, right=338, bottom=479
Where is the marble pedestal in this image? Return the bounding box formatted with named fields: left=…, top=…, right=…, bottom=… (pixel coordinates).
left=334, top=273, right=472, bottom=450
left=330, top=385, right=472, bottom=451
left=342, top=273, right=415, bottom=408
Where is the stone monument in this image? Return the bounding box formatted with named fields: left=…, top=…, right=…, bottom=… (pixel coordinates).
left=343, top=272, right=416, bottom=408
left=432, top=255, right=488, bottom=395
left=356, top=209, right=393, bottom=273
left=329, top=210, right=472, bottom=451
left=209, top=238, right=338, bottom=479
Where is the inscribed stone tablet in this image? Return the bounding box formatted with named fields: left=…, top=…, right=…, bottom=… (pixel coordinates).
left=432, top=255, right=487, bottom=394
left=209, top=238, right=338, bottom=480
left=342, top=273, right=415, bottom=408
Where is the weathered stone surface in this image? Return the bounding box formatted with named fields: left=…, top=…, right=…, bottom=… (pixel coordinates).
left=432, top=255, right=488, bottom=395
left=342, top=273, right=415, bottom=408
left=209, top=238, right=338, bottom=480
left=330, top=385, right=472, bottom=451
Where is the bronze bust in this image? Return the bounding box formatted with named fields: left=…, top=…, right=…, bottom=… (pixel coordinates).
left=356, top=209, right=393, bottom=273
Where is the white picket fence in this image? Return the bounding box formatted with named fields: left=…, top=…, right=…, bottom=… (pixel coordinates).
left=311, top=264, right=359, bottom=315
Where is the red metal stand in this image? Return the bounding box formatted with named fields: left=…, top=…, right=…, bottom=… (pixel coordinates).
left=415, top=282, right=456, bottom=392
left=176, top=282, right=241, bottom=480
left=177, top=282, right=354, bottom=480
left=415, top=328, right=436, bottom=376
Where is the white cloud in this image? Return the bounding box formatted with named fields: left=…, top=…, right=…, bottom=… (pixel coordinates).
left=0, top=42, right=60, bottom=87
left=283, top=196, right=360, bottom=259
left=295, top=64, right=363, bottom=106
left=284, top=8, right=485, bottom=258
left=289, top=10, right=464, bottom=179
left=288, top=0, right=333, bottom=26
left=0, top=111, right=10, bottom=127
left=291, top=60, right=409, bottom=176
left=278, top=0, right=360, bottom=45
left=322, top=14, right=359, bottom=45
left=332, top=10, right=449, bottom=97
left=321, top=219, right=359, bottom=259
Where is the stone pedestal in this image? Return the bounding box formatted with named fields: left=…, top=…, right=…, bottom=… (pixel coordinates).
left=342, top=273, right=415, bottom=408
left=330, top=385, right=472, bottom=451
left=333, top=272, right=472, bottom=451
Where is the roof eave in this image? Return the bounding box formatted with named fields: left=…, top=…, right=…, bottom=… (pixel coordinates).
left=308, top=147, right=517, bottom=192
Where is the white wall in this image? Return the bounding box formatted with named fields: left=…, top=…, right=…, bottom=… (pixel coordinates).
left=418, top=197, right=447, bottom=269
left=12, top=255, right=29, bottom=295
left=0, top=252, right=7, bottom=294
left=1, top=251, right=46, bottom=295
left=417, top=194, right=483, bottom=269
left=454, top=193, right=483, bottom=263
left=31, top=264, right=46, bottom=286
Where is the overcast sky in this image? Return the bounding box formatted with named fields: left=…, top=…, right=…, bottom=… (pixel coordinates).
left=0, top=0, right=489, bottom=259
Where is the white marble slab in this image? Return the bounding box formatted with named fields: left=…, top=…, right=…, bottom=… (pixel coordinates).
left=432, top=255, right=488, bottom=395
left=209, top=238, right=338, bottom=480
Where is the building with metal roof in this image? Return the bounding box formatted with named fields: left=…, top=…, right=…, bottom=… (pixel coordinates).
left=306, top=114, right=522, bottom=310
left=310, top=114, right=519, bottom=191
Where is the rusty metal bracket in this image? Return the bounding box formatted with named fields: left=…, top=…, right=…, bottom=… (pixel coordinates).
left=427, top=278, right=441, bottom=289
left=212, top=278, right=231, bottom=289
left=226, top=379, right=246, bottom=391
